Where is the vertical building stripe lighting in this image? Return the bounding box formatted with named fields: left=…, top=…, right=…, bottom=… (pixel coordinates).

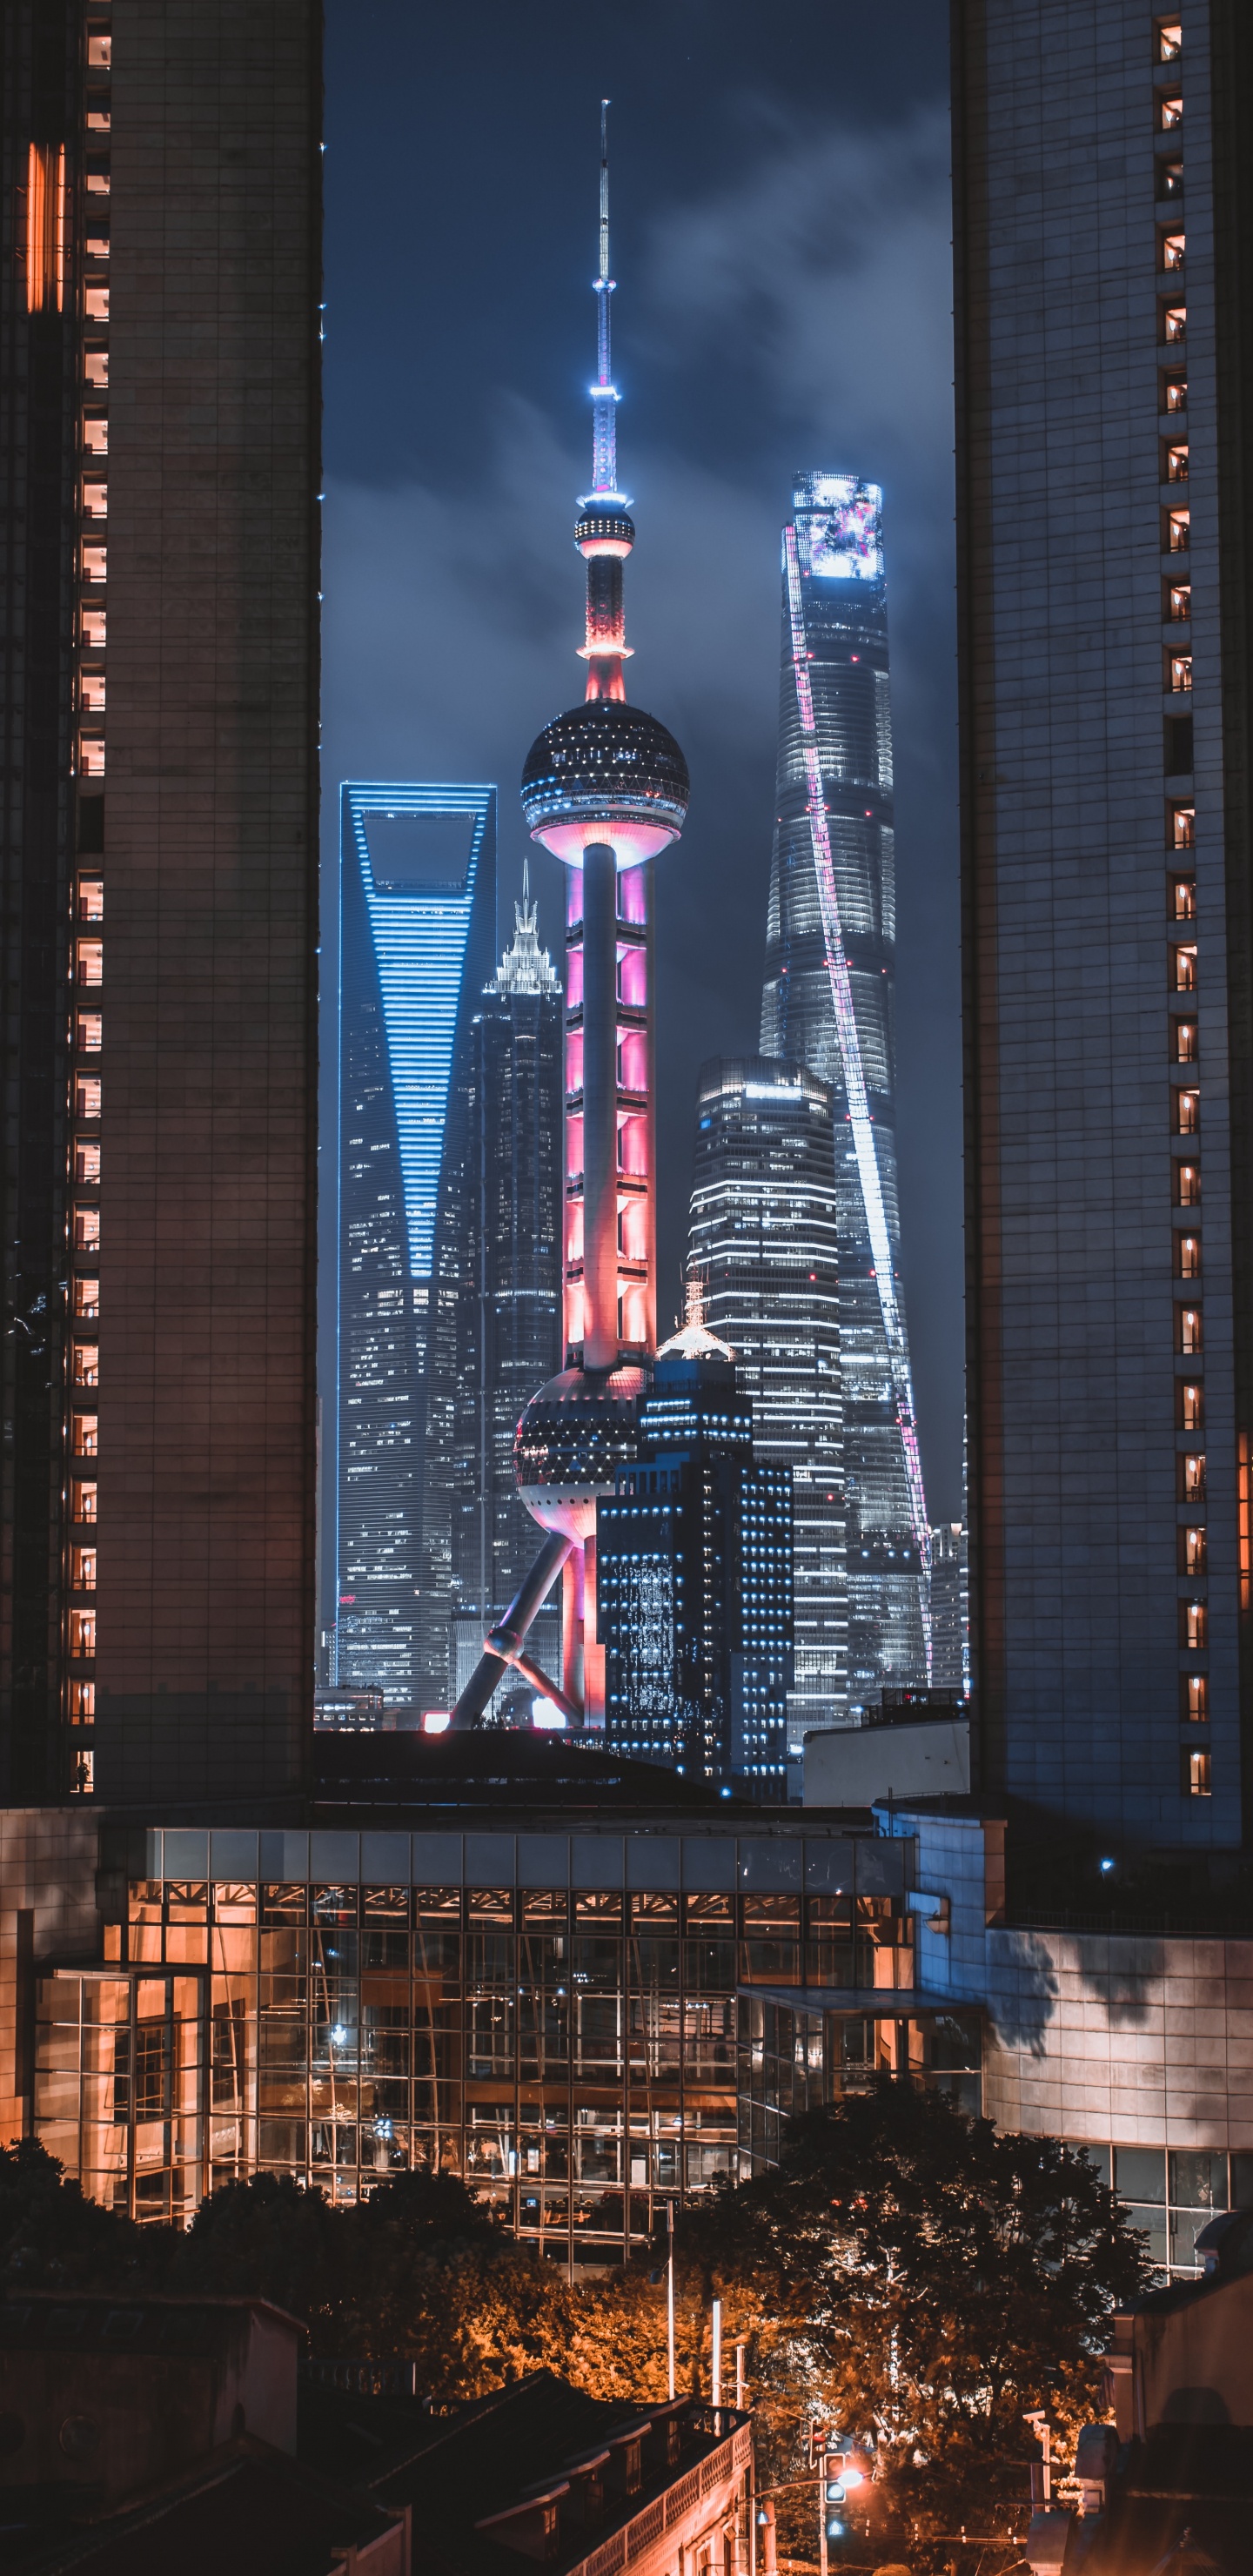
left=783, top=522, right=932, bottom=1655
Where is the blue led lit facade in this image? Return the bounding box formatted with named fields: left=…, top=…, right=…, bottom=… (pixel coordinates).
left=598, top=1339, right=793, bottom=1788
left=335, top=786, right=496, bottom=1701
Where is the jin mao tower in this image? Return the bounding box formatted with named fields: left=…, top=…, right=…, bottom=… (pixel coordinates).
left=761, top=475, right=928, bottom=1703
left=453, top=106, right=688, bottom=1728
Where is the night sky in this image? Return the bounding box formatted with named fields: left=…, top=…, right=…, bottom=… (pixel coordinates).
left=320, top=0, right=963, bottom=1529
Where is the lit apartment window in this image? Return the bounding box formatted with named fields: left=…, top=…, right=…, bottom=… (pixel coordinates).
left=69, top=1680, right=95, bottom=1724
left=80, top=672, right=105, bottom=713
left=1182, top=1525, right=1207, bottom=1574
left=1176, top=1164, right=1200, bottom=1207
left=77, top=939, right=103, bottom=986
left=75, top=1074, right=101, bottom=1118
left=1169, top=506, right=1190, bottom=550
left=71, top=1415, right=97, bottom=1457
left=1182, top=1452, right=1206, bottom=1499
left=1185, top=1749, right=1211, bottom=1798
left=1183, top=1674, right=1208, bottom=1721
left=82, top=414, right=107, bottom=454
left=72, top=1482, right=97, bottom=1524
left=72, top=1748, right=94, bottom=1796
left=71, top=1547, right=97, bottom=1592
left=1175, top=1021, right=1198, bottom=1063
left=1169, top=654, right=1193, bottom=692
left=1180, top=1382, right=1204, bottom=1432
left=1171, top=944, right=1197, bottom=989
left=73, top=1209, right=100, bottom=1251
left=1175, top=1088, right=1200, bottom=1133
left=1166, top=444, right=1189, bottom=482
left=76, top=1013, right=103, bottom=1052
left=74, top=1142, right=100, bottom=1186
left=1178, top=1235, right=1202, bottom=1278
left=68, top=1608, right=96, bottom=1658
left=24, top=141, right=65, bottom=314
left=77, top=878, right=103, bottom=921
left=1164, top=302, right=1186, bottom=339
left=82, top=545, right=106, bottom=584
left=1158, top=161, right=1183, bottom=199
left=1183, top=1601, right=1208, bottom=1651
left=1171, top=877, right=1196, bottom=918
left=1169, top=586, right=1191, bottom=622
left=1164, top=376, right=1187, bottom=412
left=82, top=480, right=107, bottom=520
left=1163, top=235, right=1186, bottom=272
left=72, top=1277, right=99, bottom=1318
left=1157, top=21, right=1182, bottom=60
left=78, top=735, right=104, bottom=780
left=82, top=607, right=105, bottom=648
left=1179, top=1307, right=1203, bottom=1354
left=71, top=1344, right=99, bottom=1388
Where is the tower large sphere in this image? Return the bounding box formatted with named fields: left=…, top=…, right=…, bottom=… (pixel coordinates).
left=514, top=1365, right=644, bottom=1541
left=521, top=698, right=689, bottom=866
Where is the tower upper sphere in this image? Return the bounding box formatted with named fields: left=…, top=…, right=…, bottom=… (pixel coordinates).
left=521, top=697, right=689, bottom=867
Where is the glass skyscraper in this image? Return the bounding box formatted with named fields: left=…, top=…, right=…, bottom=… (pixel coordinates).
left=597, top=1304, right=793, bottom=1787
left=446, top=879, right=564, bottom=1708
left=686, top=1056, right=844, bottom=1754
left=335, top=785, right=496, bottom=1703
left=760, top=473, right=928, bottom=1707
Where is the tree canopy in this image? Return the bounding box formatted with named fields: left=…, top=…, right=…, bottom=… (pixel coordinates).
left=1, top=2082, right=1151, bottom=2574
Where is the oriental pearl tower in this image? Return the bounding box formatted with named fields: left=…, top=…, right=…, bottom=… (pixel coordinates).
left=452, top=105, right=688, bottom=1730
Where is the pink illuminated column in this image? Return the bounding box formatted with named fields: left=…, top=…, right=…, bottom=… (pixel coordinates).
left=564, top=854, right=656, bottom=1368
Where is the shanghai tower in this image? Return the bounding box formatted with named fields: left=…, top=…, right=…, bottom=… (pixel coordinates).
left=761, top=474, right=928, bottom=1701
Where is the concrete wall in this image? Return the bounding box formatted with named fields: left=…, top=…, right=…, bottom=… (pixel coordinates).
left=804, top=1720, right=971, bottom=1806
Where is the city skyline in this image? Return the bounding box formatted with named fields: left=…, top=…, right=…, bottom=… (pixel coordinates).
left=318, top=0, right=963, bottom=1533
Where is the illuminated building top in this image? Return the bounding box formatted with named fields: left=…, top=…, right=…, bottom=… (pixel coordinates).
left=487, top=862, right=560, bottom=998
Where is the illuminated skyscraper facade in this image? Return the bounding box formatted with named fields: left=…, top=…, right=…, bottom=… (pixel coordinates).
left=686, top=1057, right=843, bottom=1754
left=336, top=786, right=496, bottom=1703
left=598, top=1305, right=793, bottom=1786
left=446, top=882, right=564, bottom=1707
left=761, top=474, right=928, bottom=1708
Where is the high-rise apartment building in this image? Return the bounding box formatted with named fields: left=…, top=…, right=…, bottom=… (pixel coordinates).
left=335, top=787, right=496, bottom=1705
left=955, top=0, right=1253, bottom=1847
left=761, top=474, right=928, bottom=1706
left=1, top=1, right=321, bottom=1808
left=687, top=1057, right=843, bottom=1754
left=597, top=1304, right=793, bottom=1785
left=446, top=878, right=563, bottom=1707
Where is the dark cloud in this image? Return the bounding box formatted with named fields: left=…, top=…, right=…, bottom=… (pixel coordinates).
left=321, top=35, right=963, bottom=1540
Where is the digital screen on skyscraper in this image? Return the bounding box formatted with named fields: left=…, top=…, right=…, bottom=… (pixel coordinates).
left=794, top=475, right=883, bottom=582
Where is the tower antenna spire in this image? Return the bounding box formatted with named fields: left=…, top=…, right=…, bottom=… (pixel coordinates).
left=590, top=99, right=620, bottom=500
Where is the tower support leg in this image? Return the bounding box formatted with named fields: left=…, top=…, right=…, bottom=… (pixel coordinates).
left=449, top=1530, right=574, bottom=1729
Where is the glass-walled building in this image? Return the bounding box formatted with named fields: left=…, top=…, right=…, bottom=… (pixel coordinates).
left=599, top=1322, right=793, bottom=1788
left=760, top=474, right=928, bottom=1707
left=686, top=1057, right=844, bottom=1754
left=334, top=786, right=496, bottom=1704
left=446, top=879, right=564, bottom=1709
left=35, top=1812, right=926, bottom=2270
